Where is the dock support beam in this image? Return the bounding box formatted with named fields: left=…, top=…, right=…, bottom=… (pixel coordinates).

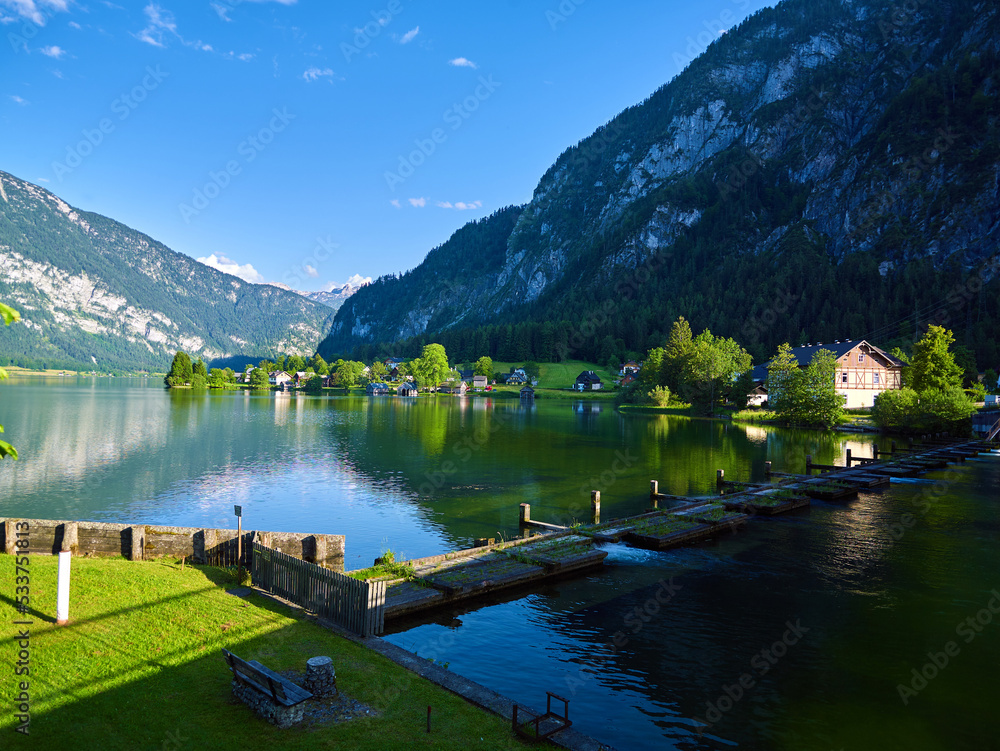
left=764, top=461, right=771, bottom=478
left=846, top=449, right=852, bottom=466
left=716, top=469, right=725, bottom=486
left=591, top=491, right=600, bottom=524
left=873, top=444, right=879, bottom=460
left=806, top=455, right=812, bottom=473
left=519, top=503, right=530, bottom=524
left=650, top=480, right=658, bottom=498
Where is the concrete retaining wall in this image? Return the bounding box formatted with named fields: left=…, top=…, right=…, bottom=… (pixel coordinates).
left=0, top=518, right=345, bottom=572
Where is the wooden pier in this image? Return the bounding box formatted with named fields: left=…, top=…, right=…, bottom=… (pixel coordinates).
left=352, top=438, right=994, bottom=624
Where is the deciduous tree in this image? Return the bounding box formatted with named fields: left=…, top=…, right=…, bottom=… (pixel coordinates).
left=474, top=356, right=494, bottom=381
left=412, top=344, right=450, bottom=387
left=910, top=326, right=964, bottom=392
left=1, top=301, right=20, bottom=460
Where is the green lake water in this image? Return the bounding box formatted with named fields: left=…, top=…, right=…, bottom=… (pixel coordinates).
left=1, top=377, right=998, bottom=749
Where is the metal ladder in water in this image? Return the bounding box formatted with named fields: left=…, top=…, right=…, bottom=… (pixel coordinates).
left=988, top=417, right=1000, bottom=442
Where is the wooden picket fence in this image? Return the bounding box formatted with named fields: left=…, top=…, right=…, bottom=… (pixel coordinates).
left=251, top=542, right=386, bottom=637
left=203, top=535, right=245, bottom=567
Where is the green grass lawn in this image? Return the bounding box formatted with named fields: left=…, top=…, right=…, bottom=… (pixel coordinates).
left=485, top=360, right=616, bottom=391
left=0, top=555, right=529, bottom=750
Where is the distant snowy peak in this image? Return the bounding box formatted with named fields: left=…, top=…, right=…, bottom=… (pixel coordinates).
left=269, top=278, right=370, bottom=311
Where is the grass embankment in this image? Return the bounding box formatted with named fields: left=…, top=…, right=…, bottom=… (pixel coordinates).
left=0, top=556, right=528, bottom=750
left=618, top=403, right=695, bottom=415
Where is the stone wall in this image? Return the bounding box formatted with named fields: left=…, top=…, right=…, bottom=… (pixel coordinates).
left=0, top=518, right=345, bottom=572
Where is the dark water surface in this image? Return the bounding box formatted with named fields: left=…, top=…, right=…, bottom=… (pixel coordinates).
left=2, top=377, right=997, bottom=749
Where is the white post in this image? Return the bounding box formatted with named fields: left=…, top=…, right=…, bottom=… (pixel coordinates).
left=56, top=551, right=71, bottom=625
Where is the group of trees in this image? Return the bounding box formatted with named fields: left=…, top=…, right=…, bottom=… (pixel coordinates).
left=164, top=351, right=240, bottom=390
left=629, top=317, right=752, bottom=414
left=622, top=318, right=984, bottom=432
left=1, top=301, right=19, bottom=461
left=872, top=326, right=979, bottom=433
left=765, top=344, right=844, bottom=428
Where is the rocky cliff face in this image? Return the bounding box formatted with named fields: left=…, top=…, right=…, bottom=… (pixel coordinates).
left=0, top=171, right=334, bottom=370
left=322, top=0, right=1000, bottom=361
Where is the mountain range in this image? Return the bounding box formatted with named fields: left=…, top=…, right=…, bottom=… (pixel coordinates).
left=319, top=0, right=1000, bottom=371
left=0, top=170, right=336, bottom=372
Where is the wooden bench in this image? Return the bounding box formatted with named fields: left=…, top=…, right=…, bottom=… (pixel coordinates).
left=222, top=649, right=313, bottom=728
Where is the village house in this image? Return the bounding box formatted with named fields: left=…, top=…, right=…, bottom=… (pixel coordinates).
left=269, top=371, right=293, bottom=387
left=504, top=369, right=528, bottom=386
left=438, top=381, right=469, bottom=395
left=574, top=371, right=604, bottom=391
left=619, top=361, right=641, bottom=376
left=366, top=381, right=391, bottom=396
left=384, top=357, right=405, bottom=371
left=472, top=375, right=488, bottom=390
left=520, top=384, right=535, bottom=402
left=749, top=340, right=905, bottom=409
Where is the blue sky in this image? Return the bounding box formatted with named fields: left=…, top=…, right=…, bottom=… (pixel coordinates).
left=2, top=0, right=773, bottom=293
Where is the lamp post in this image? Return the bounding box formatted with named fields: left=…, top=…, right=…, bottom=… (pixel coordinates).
left=235, top=505, right=243, bottom=584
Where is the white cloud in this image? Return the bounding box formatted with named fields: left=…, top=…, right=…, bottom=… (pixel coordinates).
left=303, top=264, right=318, bottom=278
left=40, top=44, right=64, bottom=57
left=408, top=197, right=427, bottom=207
left=398, top=26, right=419, bottom=44
left=302, top=66, right=334, bottom=82
left=36, top=177, right=49, bottom=182
left=449, top=57, right=477, bottom=69
left=237, top=52, right=254, bottom=61
left=390, top=199, right=401, bottom=209
left=68, top=20, right=80, bottom=29
left=213, top=0, right=296, bottom=21
left=436, top=200, right=483, bottom=210
left=197, top=253, right=266, bottom=284
left=134, top=3, right=213, bottom=51
left=135, top=3, right=175, bottom=47
left=9, top=94, right=28, bottom=105
left=0, top=0, right=69, bottom=26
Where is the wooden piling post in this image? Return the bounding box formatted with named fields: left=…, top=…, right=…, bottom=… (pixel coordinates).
left=873, top=444, right=879, bottom=460
left=716, top=469, right=725, bottom=486
left=846, top=449, right=852, bottom=466
left=764, top=461, right=771, bottom=478
left=591, top=491, right=600, bottom=524
left=806, top=455, right=812, bottom=473
left=519, top=503, right=530, bottom=524
left=650, top=480, right=659, bottom=498
left=891, top=440, right=897, bottom=454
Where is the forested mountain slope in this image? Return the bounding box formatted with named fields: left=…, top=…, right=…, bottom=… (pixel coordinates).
left=320, top=0, right=1000, bottom=368
left=0, top=171, right=334, bottom=371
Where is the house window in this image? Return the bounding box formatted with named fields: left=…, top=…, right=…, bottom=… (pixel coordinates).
left=858, top=353, right=865, bottom=363
left=842, top=373, right=848, bottom=384
left=874, top=372, right=880, bottom=385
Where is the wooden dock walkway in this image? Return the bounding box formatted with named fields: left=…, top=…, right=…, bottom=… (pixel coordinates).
left=354, top=438, right=995, bottom=623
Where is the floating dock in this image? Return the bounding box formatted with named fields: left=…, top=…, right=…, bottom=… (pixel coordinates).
left=357, top=438, right=994, bottom=623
